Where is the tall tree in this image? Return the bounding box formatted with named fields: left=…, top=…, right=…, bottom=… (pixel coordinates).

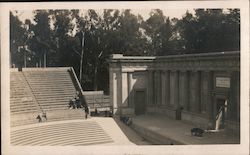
left=10, top=12, right=28, bottom=68
left=143, top=9, right=174, bottom=56
left=177, top=9, right=240, bottom=53
left=29, top=10, right=54, bottom=67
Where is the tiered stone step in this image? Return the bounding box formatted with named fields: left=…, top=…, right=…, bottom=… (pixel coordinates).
left=11, top=109, right=86, bottom=127
left=10, top=71, right=40, bottom=114
left=23, top=69, right=77, bottom=111
left=11, top=120, right=113, bottom=145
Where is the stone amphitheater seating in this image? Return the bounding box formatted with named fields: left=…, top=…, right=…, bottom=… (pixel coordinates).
left=11, top=120, right=113, bottom=146
left=10, top=67, right=85, bottom=126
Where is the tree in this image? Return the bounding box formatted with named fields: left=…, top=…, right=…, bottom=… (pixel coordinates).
left=176, top=9, right=240, bottom=53
left=143, top=9, right=174, bottom=56
left=29, top=10, right=54, bottom=67
left=10, top=12, right=28, bottom=68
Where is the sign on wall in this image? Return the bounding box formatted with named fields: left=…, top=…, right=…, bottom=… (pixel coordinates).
left=216, top=77, right=230, bottom=88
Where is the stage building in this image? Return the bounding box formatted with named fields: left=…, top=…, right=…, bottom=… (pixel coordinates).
left=109, top=51, right=240, bottom=133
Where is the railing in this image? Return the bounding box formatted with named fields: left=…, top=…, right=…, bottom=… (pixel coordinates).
left=69, top=68, right=111, bottom=112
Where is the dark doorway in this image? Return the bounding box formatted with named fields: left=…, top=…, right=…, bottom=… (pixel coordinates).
left=215, top=98, right=227, bottom=130
left=134, top=90, right=146, bottom=115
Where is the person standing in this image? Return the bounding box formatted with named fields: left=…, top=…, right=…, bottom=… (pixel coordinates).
left=84, top=105, right=89, bottom=119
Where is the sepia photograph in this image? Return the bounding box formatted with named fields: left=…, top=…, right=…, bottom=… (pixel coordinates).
left=1, top=1, right=249, bottom=155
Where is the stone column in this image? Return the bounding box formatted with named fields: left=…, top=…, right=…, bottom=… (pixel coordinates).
left=189, top=71, right=201, bottom=113
left=121, top=72, right=128, bottom=107
left=206, top=71, right=213, bottom=120
left=128, top=72, right=134, bottom=107
left=161, top=71, right=166, bottom=105
left=154, top=71, right=160, bottom=105
left=116, top=70, right=122, bottom=113
left=147, top=70, right=154, bottom=105
left=157, top=71, right=162, bottom=105
left=229, top=71, right=240, bottom=122
left=110, top=68, right=119, bottom=114
left=170, top=70, right=179, bottom=108
left=179, top=70, right=189, bottom=110
left=200, top=71, right=213, bottom=116
left=165, top=70, right=170, bottom=106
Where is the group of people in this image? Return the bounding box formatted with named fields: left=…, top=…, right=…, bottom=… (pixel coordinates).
left=69, top=91, right=83, bottom=109
left=36, top=111, right=47, bottom=123
left=35, top=91, right=89, bottom=122
left=69, top=91, right=89, bottom=119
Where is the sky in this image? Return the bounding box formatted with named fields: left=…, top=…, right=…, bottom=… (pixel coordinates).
left=15, top=9, right=194, bottom=24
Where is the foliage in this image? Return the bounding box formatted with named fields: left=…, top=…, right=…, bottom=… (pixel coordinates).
left=10, top=9, right=240, bottom=92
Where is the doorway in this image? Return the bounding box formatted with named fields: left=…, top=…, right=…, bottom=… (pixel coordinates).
left=134, top=90, right=146, bottom=115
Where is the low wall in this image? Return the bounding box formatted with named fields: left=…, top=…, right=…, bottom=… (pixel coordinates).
left=146, top=106, right=176, bottom=119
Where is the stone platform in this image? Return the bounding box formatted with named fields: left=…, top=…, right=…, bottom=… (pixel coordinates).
left=130, top=115, right=240, bottom=145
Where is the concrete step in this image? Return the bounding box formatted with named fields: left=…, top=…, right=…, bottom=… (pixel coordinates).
left=33, top=91, right=75, bottom=95
left=11, top=108, right=40, bottom=114
left=11, top=103, right=38, bottom=107
left=11, top=109, right=87, bottom=127
left=11, top=121, right=113, bottom=145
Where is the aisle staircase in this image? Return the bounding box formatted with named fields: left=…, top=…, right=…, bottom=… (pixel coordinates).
left=23, top=68, right=77, bottom=111
left=10, top=71, right=41, bottom=114
left=10, top=67, right=85, bottom=127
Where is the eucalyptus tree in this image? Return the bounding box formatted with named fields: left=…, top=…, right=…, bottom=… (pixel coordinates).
left=10, top=12, right=28, bottom=68
left=143, top=9, right=174, bottom=56
left=29, top=10, right=54, bottom=67
left=176, top=9, right=240, bottom=53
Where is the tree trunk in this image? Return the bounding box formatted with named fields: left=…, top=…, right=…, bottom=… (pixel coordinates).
left=93, top=63, right=98, bottom=91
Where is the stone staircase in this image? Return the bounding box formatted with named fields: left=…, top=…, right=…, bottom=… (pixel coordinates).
left=10, top=67, right=85, bottom=127
left=10, top=71, right=41, bottom=114
left=23, top=68, right=77, bottom=111
left=11, top=120, right=113, bottom=145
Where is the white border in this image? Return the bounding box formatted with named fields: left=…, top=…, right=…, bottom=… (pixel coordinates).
left=1, top=1, right=249, bottom=155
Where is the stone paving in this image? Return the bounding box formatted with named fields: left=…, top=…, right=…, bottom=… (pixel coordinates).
left=131, top=115, right=240, bottom=145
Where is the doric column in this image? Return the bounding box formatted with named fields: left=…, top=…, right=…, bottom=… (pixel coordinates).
left=128, top=72, right=134, bottom=107
left=161, top=71, right=166, bottom=105
left=200, top=71, right=213, bottom=117
left=165, top=70, right=170, bottom=106
left=116, top=70, right=122, bottom=111
left=170, top=70, right=179, bottom=108
left=189, top=71, right=201, bottom=113
left=179, top=70, right=189, bottom=110
left=229, top=71, right=240, bottom=122
left=207, top=71, right=213, bottom=120
left=147, top=70, right=154, bottom=105
left=154, top=70, right=161, bottom=105
left=121, top=72, right=128, bottom=107
left=110, top=68, right=119, bottom=114
left=157, top=70, right=162, bottom=105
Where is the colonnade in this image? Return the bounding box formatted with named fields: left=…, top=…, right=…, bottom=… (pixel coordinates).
left=147, top=69, right=214, bottom=117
